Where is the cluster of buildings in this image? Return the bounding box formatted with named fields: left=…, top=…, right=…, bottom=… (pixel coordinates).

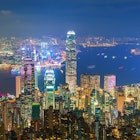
left=0, top=31, right=140, bottom=140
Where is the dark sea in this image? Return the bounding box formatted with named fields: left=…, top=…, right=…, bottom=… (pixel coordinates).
left=0, top=44, right=140, bottom=94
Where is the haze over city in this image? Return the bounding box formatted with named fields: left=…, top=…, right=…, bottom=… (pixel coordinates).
left=0, top=0, right=140, bottom=37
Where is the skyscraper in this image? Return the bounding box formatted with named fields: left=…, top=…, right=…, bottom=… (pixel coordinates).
left=35, top=70, right=39, bottom=89
left=32, top=103, right=40, bottom=121
left=21, top=58, right=35, bottom=94
left=80, top=74, right=100, bottom=91
left=15, top=76, right=21, bottom=98
left=44, top=69, right=55, bottom=109
left=104, top=75, right=116, bottom=97
left=65, top=31, right=77, bottom=93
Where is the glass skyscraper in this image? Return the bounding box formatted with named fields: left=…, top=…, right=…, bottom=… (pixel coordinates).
left=44, top=69, right=55, bottom=109
left=65, top=31, right=77, bottom=93
left=104, top=75, right=116, bottom=97
left=21, top=58, right=35, bottom=94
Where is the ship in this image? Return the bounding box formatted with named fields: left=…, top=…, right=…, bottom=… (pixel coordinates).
left=131, top=49, right=140, bottom=55
left=82, top=42, right=118, bottom=48
left=11, top=67, right=21, bottom=75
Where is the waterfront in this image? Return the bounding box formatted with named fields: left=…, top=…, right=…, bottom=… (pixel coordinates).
left=0, top=44, right=140, bottom=94
left=77, top=44, right=140, bottom=87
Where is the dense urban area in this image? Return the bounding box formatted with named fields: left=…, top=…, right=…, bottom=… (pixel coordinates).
left=0, top=33, right=140, bottom=140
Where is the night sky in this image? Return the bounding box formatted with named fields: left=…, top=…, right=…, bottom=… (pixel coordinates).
left=0, top=0, right=140, bottom=37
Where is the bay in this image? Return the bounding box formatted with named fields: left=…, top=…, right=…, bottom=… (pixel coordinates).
left=0, top=44, right=140, bottom=94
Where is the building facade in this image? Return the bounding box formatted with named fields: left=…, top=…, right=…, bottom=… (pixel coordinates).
left=15, top=76, right=21, bottom=98
left=21, top=58, right=35, bottom=95
left=81, top=74, right=100, bottom=91
left=44, top=69, right=55, bottom=109
left=104, top=75, right=116, bottom=97
left=65, top=31, right=77, bottom=93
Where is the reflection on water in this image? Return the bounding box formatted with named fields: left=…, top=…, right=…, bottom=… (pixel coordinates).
left=0, top=44, right=140, bottom=95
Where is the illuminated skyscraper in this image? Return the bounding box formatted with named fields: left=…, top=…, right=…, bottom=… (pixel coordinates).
left=41, top=42, right=49, bottom=60
left=90, top=89, right=98, bottom=116
left=21, top=58, right=35, bottom=94
left=81, top=74, right=100, bottom=91
left=15, top=76, right=21, bottom=98
left=124, top=84, right=140, bottom=108
left=44, top=69, right=55, bottom=109
left=92, top=75, right=100, bottom=90
left=65, top=31, right=77, bottom=93
left=3, top=102, right=8, bottom=131
left=104, top=75, right=116, bottom=97
left=35, top=70, right=39, bottom=89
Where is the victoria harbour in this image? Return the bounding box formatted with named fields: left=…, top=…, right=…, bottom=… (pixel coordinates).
left=0, top=44, right=140, bottom=94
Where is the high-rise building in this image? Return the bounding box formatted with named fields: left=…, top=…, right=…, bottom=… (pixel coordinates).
left=44, top=69, right=55, bottom=109
left=57, top=84, right=70, bottom=110
left=15, top=76, right=21, bottom=98
left=41, top=42, right=49, bottom=60
left=92, top=75, right=100, bottom=90
left=90, top=89, right=98, bottom=116
left=81, top=74, right=100, bottom=91
left=80, top=74, right=100, bottom=107
left=32, top=103, right=40, bottom=121
left=124, top=84, right=140, bottom=108
left=104, top=75, right=116, bottom=97
left=65, top=31, right=77, bottom=93
left=20, top=58, right=35, bottom=127
left=3, top=102, right=8, bottom=131
left=43, top=106, right=60, bottom=130
left=76, top=87, right=85, bottom=110
left=21, top=58, right=35, bottom=94
left=35, top=70, right=39, bottom=89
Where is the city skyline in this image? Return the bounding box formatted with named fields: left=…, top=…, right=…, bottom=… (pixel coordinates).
left=0, top=0, right=140, bottom=138
left=0, top=30, right=140, bottom=139
left=0, top=0, right=140, bottom=37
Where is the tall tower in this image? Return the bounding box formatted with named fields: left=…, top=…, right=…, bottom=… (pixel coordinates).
left=65, top=31, right=77, bottom=93
left=21, top=58, right=35, bottom=94
left=15, top=76, right=21, bottom=98
left=41, top=42, right=49, bottom=60
left=104, top=75, right=116, bottom=97
left=81, top=74, right=100, bottom=91
left=44, top=69, right=55, bottom=109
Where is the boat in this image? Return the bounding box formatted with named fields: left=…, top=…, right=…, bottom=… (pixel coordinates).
left=131, top=49, right=140, bottom=55
left=11, top=67, right=20, bottom=75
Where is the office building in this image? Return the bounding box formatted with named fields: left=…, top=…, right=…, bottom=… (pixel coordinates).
left=44, top=69, right=55, bottom=109
left=104, top=75, right=116, bottom=97
left=81, top=74, right=100, bottom=91
left=90, top=89, right=98, bottom=116
left=76, top=87, right=85, bottom=110
left=35, top=70, right=39, bottom=89
left=80, top=74, right=100, bottom=107
left=32, top=103, right=40, bottom=121
left=57, top=84, right=70, bottom=110
left=21, top=58, right=35, bottom=94
left=43, top=106, right=60, bottom=130
left=41, top=42, right=49, bottom=60
left=15, top=76, right=21, bottom=98
left=31, top=119, right=42, bottom=132
left=65, top=31, right=77, bottom=93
